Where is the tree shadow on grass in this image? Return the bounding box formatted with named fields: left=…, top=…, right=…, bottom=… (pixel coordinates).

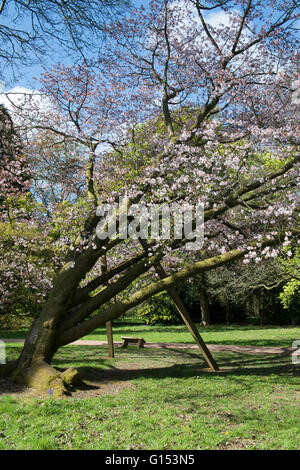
left=52, top=346, right=299, bottom=388
left=1, top=349, right=298, bottom=400
left=71, top=362, right=299, bottom=405
left=54, top=345, right=203, bottom=364
left=53, top=344, right=294, bottom=365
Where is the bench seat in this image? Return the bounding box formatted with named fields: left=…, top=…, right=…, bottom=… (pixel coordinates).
left=121, top=336, right=145, bottom=349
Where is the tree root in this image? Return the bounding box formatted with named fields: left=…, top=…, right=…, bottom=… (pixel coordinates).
left=11, top=362, right=85, bottom=398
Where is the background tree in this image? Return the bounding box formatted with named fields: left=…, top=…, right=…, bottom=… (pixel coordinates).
left=0, top=103, right=31, bottom=220
left=279, top=247, right=300, bottom=317
left=0, top=0, right=299, bottom=396
left=204, top=259, right=298, bottom=326
left=135, top=257, right=300, bottom=327
left=29, top=129, right=86, bottom=213
left=0, top=214, right=59, bottom=328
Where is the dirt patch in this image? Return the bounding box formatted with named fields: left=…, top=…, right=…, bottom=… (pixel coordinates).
left=71, top=379, right=135, bottom=399
left=69, top=368, right=137, bottom=399
left=0, top=378, right=43, bottom=399
left=217, top=437, right=258, bottom=450
left=0, top=370, right=136, bottom=400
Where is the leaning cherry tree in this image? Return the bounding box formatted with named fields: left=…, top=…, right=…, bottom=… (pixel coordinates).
left=1, top=0, right=299, bottom=395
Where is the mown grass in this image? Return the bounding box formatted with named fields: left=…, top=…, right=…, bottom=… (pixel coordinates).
left=0, top=340, right=299, bottom=450
left=1, top=324, right=300, bottom=348
left=83, top=324, right=300, bottom=348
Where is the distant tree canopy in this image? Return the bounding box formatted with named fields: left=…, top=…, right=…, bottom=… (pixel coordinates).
left=0, top=104, right=30, bottom=207
left=135, top=259, right=300, bottom=327
left=0, top=104, right=20, bottom=158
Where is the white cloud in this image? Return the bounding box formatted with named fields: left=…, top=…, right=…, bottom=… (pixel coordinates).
left=206, top=10, right=232, bottom=28
left=0, top=86, right=60, bottom=148
left=0, top=86, right=50, bottom=114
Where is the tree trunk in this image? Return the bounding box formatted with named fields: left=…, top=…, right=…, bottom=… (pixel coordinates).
left=253, top=294, right=265, bottom=327
left=225, top=305, right=231, bottom=325
left=196, top=274, right=210, bottom=326
left=2, top=273, right=85, bottom=397
left=6, top=319, right=83, bottom=397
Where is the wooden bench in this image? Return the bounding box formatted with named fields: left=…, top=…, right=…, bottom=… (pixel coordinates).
left=121, top=337, right=145, bottom=349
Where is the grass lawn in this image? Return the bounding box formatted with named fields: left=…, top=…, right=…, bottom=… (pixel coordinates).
left=0, top=334, right=299, bottom=450
left=83, top=323, right=300, bottom=348
left=1, top=323, right=300, bottom=348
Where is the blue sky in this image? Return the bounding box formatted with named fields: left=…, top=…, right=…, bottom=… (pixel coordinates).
left=0, top=0, right=148, bottom=90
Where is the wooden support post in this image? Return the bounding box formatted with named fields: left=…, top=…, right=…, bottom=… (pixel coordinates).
left=106, top=321, right=115, bottom=358
left=102, top=254, right=115, bottom=358
left=141, top=238, right=219, bottom=371
left=137, top=238, right=219, bottom=371
left=146, top=250, right=220, bottom=372
left=155, top=261, right=219, bottom=371
left=167, top=288, right=219, bottom=371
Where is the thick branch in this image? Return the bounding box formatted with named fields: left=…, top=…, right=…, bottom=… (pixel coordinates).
left=71, top=251, right=147, bottom=306
left=0, top=0, right=7, bottom=14
left=56, top=253, right=158, bottom=333
left=195, top=2, right=222, bottom=55
left=231, top=0, right=253, bottom=54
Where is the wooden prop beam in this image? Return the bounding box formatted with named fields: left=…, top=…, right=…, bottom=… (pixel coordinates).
left=102, top=255, right=115, bottom=358
left=138, top=239, right=219, bottom=371
left=106, top=320, right=115, bottom=358
left=154, top=261, right=219, bottom=372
